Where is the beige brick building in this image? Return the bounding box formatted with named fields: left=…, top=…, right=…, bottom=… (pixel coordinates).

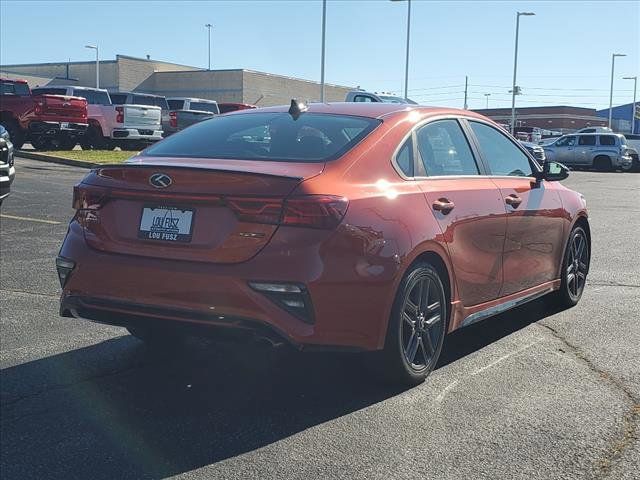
left=1, top=54, right=353, bottom=106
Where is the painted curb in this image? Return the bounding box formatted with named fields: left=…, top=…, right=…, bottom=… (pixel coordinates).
left=17, top=151, right=97, bottom=168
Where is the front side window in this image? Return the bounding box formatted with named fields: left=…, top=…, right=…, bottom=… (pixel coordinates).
left=555, top=136, right=577, bottom=147
left=469, top=121, right=533, bottom=177
left=578, top=135, right=596, bottom=146
left=416, top=119, right=479, bottom=176
left=353, top=95, right=374, bottom=103
left=599, top=135, right=616, bottom=146
left=144, top=112, right=380, bottom=163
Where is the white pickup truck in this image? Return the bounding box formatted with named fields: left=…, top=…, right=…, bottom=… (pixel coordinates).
left=32, top=86, right=163, bottom=149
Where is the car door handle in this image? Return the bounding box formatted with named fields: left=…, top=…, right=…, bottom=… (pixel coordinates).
left=432, top=198, right=455, bottom=214
left=505, top=194, right=522, bottom=208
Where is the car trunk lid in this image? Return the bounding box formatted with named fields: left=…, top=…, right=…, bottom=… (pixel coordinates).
left=76, top=158, right=324, bottom=264
left=123, top=105, right=161, bottom=128
left=35, top=94, right=87, bottom=121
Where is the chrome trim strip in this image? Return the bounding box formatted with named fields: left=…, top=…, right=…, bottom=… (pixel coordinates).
left=460, top=287, right=553, bottom=328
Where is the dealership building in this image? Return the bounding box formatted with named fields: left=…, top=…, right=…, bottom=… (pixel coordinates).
left=472, top=105, right=608, bottom=133
left=0, top=54, right=353, bottom=106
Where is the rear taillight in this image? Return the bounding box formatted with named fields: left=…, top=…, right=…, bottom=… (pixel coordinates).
left=115, top=106, right=124, bottom=124
left=169, top=111, right=177, bottom=128
left=73, top=184, right=109, bottom=210
left=282, top=195, right=348, bottom=229
left=34, top=100, right=44, bottom=115
left=226, top=195, right=348, bottom=230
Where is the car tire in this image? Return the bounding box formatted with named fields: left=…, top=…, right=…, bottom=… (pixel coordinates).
left=593, top=155, right=612, bottom=172
left=30, top=136, right=54, bottom=151
left=378, top=262, right=448, bottom=386
left=81, top=125, right=108, bottom=150
left=58, top=136, right=78, bottom=150
left=550, top=225, right=590, bottom=308
left=2, top=120, right=25, bottom=150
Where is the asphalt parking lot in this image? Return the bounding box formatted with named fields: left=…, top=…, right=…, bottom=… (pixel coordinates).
left=1, top=157, right=639, bottom=480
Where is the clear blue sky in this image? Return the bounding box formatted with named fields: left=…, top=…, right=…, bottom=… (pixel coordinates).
left=1, top=1, right=638, bottom=109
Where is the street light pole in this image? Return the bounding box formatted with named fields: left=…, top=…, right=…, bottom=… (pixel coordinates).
left=205, top=24, right=213, bottom=70
left=84, top=44, right=99, bottom=88
left=484, top=93, right=491, bottom=109
left=510, top=11, right=534, bottom=134
left=608, top=53, right=626, bottom=129
left=622, top=75, right=637, bottom=134
left=320, top=0, right=326, bottom=102
left=403, top=0, right=411, bottom=100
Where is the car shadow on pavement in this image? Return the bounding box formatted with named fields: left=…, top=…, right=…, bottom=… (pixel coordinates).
left=0, top=297, right=567, bottom=480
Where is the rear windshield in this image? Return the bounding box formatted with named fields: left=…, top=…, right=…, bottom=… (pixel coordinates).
left=167, top=99, right=184, bottom=110
left=72, top=89, right=111, bottom=105
left=32, top=87, right=67, bottom=96
left=143, top=112, right=380, bottom=162
left=133, top=95, right=169, bottom=110
left=190, top=101, right=219, bottom=114
left=1, top=82, right=30, bottom=96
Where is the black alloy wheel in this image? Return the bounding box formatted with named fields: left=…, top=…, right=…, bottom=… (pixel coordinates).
left=380, top=262, right=448, bottom=385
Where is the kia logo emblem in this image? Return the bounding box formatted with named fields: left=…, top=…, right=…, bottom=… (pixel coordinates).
left=149, top=173, right=172, bottom=188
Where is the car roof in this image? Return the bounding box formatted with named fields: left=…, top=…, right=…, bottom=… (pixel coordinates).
left=167, top=97, right=217, bottom=103
left=245, top=102, right=490, bottom=120
left=34, top=85, right=109, bottom=93
left=112, top=91, right=165, bottom=98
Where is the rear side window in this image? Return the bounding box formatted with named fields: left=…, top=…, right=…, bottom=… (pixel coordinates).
left=469, top=121, right=533, bottom=177
left=167, top=99, right=184, bottom=110
left=143, top=112, right=380, bottom=163
left=416, top=119, right=479, bottom=176
left=395, top=137, right=414, bottom=177
left=190, top=102, right=219, bottom=114
left=599, top=135, right=616, bottom=146
left=1, top=82, right=30, bottom=96
left=578, top=135, right=596, bottom=146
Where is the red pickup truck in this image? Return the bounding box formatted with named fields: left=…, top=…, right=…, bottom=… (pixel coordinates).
left=0, top=78, right=88, bottom=150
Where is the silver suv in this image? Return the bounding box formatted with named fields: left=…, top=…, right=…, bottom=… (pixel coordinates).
left=542, top=133, right=633, bottom=171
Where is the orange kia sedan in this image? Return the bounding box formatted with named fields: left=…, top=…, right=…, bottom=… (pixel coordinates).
left=57, top=102, right=590, bottom=385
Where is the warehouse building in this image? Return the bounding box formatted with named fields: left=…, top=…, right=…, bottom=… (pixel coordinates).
left=1, top=54, right=353, bottom=106
left=596, top=102, right=639, bottom=134
left=472, top=105, right=607, bottom=133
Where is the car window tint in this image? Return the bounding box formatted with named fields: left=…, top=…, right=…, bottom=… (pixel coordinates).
left=396, top=137, right=414, bottom=177
left=2, top=82, right=31, bottom=96
left=416, top=119, right=479, bottom=176
left=555, top=136, right=576, bottom=147
left=110, top=93, right=126, bottom=104
left=599, top=135, right=616, bottom=146
left=144, top=112, right=380, bottom=163
left=469, top=121, right=533, bottom=177
left=167, top=100, right=184, bottom=110
left=353, top=95, right=374, bottom=103
left=578, top=135, right=596, bottom=146
left=190, top=102, right=219, bottom=114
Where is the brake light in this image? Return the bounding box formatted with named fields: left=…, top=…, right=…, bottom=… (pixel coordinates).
left=34, top=100, right=44, bottom=115
left=73, top=184, right=109, bottom=210
left=282, top=195, right=349, bottom=229
left=226, top=195, right=348, bottom=229
left=169, top=111, right=177, bottom=128
left=115, top=106, right=124, bottom=124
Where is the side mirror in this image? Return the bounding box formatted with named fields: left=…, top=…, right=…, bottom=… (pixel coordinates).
left=536, top=161, right=569, bottom=182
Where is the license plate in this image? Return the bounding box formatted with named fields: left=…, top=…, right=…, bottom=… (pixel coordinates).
left=138, top=206, right=194, bottom=243
left=61, top=122, right=70, bottom=129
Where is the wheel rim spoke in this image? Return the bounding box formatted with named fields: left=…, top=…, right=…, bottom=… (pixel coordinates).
left=405, top=331, right=419, bottom=364
left=405, top=299, right=419, bottom=316
left=403, top=312, right=415, bottom=328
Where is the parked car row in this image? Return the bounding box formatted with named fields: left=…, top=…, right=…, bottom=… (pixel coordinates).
left=1, top=77, right=257, bottom=151
left=0, top=124, right=15, bottom=206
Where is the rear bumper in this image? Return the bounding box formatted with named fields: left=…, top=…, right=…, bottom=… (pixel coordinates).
left=111, top=129, right=163, bottom=141
left=58, top=220, right=399, bottom=351
left=29, top=121, right=88, bottom=136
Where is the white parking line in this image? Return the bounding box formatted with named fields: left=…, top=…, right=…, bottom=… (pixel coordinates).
left=435, top=339, right=542, bottom=404
left=0, top=214, right=61, bottom=225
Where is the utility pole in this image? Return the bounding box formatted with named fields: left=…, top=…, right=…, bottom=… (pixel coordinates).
left=320, top=0, right=326, bottom=102
left=463, top=76, right=468, bottom=109
left=484, top=93, right=491, bottom=109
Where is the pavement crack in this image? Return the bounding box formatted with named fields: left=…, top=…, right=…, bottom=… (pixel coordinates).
left=0, top=288, right=59, bottom=298
left=538, top=323, right=639, bottom=480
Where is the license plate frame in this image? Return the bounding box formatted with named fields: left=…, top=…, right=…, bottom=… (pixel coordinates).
left=138, top=205, right=195, bottom=243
